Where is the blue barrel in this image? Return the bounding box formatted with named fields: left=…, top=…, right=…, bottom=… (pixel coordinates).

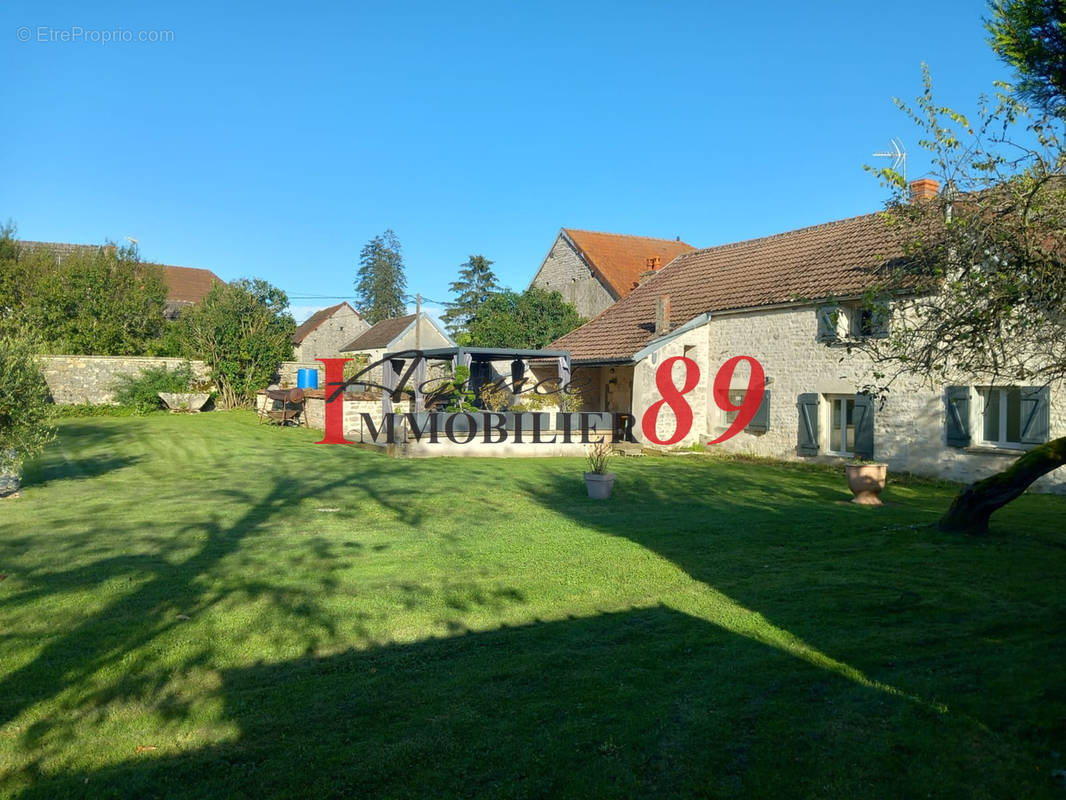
left=297, top=368, right=319, bottom=389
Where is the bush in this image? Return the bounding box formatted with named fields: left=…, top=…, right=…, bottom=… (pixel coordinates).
left=0, top=331, right=56, bottom=481
left=112, top=363, right=194, bottom=414
left=176, top=279, right=295, bottom=408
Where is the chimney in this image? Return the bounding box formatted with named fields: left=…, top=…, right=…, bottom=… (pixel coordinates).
left=909, top=178, right=940, bottom=203
left=655, top=295, right=671, bottom=334
left=637, top=257, right=663, bottom=287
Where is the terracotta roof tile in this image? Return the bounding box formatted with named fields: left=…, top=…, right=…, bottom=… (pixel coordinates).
left=156, top=264, right=223, bottom=304
left=553, top=212, right=908, bottom=363
left=562, top=229, right=696, bottom=298
left=341, top=314, right=418, bottom=351
left=293, top=302, right=359, bottom=344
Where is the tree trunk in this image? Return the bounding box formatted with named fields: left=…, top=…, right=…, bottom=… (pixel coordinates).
left=938, top=436, right=1066, bottom=535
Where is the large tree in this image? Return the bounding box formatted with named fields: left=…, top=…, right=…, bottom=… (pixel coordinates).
left=0, top=224, right=168, bottom=354
left=176, top=278, right=295, bottom=409
left=987, top=0, right=1066, bottom=117
left=441, top=254, right=500, bottom=337
left=859, top=64, right=1066, bottom=534
left=354, top=230, right=407, bottom=324
left=467, top=287, right=583, bottom=349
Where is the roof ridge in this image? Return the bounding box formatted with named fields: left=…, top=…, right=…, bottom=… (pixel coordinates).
left=672, top=210, right=886, bottom=262
left=563, top=228, right=693, bottom=246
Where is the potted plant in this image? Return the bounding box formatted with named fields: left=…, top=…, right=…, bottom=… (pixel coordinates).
left=584, top=440, right=616, bottom=499
left=845, top=458, right=888, bottom=505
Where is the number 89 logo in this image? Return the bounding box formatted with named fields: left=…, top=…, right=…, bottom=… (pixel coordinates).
left=640, top=355, right=765, bottom=446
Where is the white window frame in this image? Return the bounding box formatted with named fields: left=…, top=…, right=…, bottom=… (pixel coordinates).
left=978, top=387, right=1025, bottom=450
left=826, top=395, right=856, bottom=457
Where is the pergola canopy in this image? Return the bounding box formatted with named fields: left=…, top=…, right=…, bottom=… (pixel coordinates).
left=378, top=347, right=572, bottom=414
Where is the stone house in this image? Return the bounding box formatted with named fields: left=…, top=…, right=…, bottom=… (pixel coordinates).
left=340, top=313, right=455, bottom=384
left=528, top=229, right=695, bottom=319
left=550, top=187, right=1065, bottom=492
left=292, top=302, right=368, bottom=361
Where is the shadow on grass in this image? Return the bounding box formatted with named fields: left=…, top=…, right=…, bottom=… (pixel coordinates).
left=514, top=459, right=1066, bottom=785
left=23, top=420, right=143, bottom=488
left=8, top=604, right=1044, bottom=800
left=3, top=432, right=1064, bottom=798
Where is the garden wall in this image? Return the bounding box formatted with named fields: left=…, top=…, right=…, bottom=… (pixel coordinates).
left=41, top=355, right=211, bottom=405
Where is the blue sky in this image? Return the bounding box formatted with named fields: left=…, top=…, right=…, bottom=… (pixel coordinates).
left=3, top=1, right=1009, bottom=323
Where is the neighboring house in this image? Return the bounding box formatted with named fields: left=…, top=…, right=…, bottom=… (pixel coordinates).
left=292, top=302, right=368, bottom=362
left=17, top=240, right=223, bottom=318
left=529, top=229, right=696, bottom=319
left=550, top=182, right=1065, bottom=492
left=157, top=264, right=224, bottom=318
left=340, top=313, right=455, bottom=384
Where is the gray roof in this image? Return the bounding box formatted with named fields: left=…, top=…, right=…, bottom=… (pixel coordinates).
left=340, top=314, right=418, bottom=351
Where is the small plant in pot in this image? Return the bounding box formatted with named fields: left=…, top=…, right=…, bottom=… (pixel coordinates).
left=584, top=440, right=616, bottom=499
left=845, top=456, right=888, bottom=505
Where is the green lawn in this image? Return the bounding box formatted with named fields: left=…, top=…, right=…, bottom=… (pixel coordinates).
left=1, top=412, right=1064, bottom=799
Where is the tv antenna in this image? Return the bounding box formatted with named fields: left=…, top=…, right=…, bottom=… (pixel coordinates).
left=872, top=138, right=906, bottom=184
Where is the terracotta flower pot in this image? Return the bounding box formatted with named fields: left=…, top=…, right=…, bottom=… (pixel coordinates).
left=845, top=463, right=887, bottom=505
left=584, top=472, right=616, bottom=499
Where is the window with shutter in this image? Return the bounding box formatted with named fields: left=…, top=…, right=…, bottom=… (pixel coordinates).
left=797, top=393, right=820, bottom=455
left=827, top=396, right=855, bottom=456
left=1020, top=386, right=1051, bottom=445
left=718, top=388, right=771, bottom=433
left=978, top=386, right=1025, bottom=448
left=851, top=306, right=891, bottom=338
left=944, top=386, right=971, bottom=447
left=816, top=306, right=841, bottom=342
left=853, top=394, right=875, bottom=458
left=747, top=389, right=771, bottom=432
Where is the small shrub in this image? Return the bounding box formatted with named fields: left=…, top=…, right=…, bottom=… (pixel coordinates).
left=557, top=387, right=585, bottom=413
left=511, top=389, right=553, bottom=412
left=585, top=441, right=613, bottom=474
left=112, top=363, right=194, bottom=414
left=478, top=379, right=511, bottom=411
left=444, top=365, right=476, bottom=412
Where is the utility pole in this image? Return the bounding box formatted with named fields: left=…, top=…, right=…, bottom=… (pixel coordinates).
left=415, top=292, right=421, bottom=350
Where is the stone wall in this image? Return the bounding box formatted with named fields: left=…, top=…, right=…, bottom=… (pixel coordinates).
left=530, top=235, right=616, bottom=319
left=41, top=355, right=211, bottom=405
left=626, top=305, right=1066, bottom=492
left=276, top=361, right=326, bottom=388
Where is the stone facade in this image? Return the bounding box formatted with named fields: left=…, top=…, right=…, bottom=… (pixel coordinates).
left=530, top=235, right=615, bottom=319
left=341, top=316, right=454, bottom=385
left=293, top=305, right=368, bottom=362
left=41, top=355, right=211, bottom=405
left=622, top=305, right=1066, bottom=492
